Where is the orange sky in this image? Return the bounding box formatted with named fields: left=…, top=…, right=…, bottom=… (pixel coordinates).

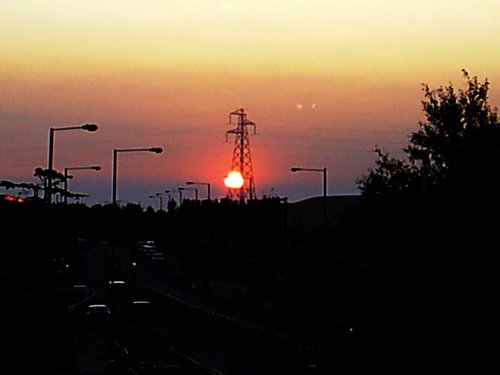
left=1, top=1, right=499, bottom=204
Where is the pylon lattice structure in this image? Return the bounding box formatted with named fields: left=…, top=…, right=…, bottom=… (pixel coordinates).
left=225, top=108, right=257, bottom=200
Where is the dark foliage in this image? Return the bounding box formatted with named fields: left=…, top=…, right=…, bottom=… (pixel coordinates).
left=349, top=71, right=498, bottom=370
left=358, top=70, right=500, bottom=203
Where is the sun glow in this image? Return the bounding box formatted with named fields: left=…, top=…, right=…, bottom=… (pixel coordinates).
left=1, top=1, right=499, bottom=204
left=224, top=171, right=244, bottom=189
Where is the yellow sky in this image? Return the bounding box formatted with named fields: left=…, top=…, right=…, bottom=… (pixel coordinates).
left=2, top=0, right=499, bottom=76
left=1, top=0, right=499, bottom=202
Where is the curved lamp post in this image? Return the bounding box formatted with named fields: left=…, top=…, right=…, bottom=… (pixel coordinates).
left=112, top=147, right=163, bottom=206
left=291, top=166, right=328, bottom=224
left=47, top=123, right=99, bottom=203
left=165, top=189, right=182, bottom=205
left=186, top=181, right=211, bottom=200
left=111, top=146, right=162, bottom=262
left=63, top=165, right=101, bottom=204
left=148, top=192, right=165, bottom=210
left=178, top=186, right=198, bottom=201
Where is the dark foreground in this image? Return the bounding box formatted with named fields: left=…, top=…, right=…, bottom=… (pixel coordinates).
left=1, top=196, right=492, bottom=373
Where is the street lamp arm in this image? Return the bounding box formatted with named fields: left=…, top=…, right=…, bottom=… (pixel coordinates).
left=186, top=181, right=208, bottom=185
left=291, top=167, right=325, bottom=173
left=114, top=147, right=161, bottom=153
left=52, top=123, right=99, bottom=132
left=66, top=165, right=102, bottom=172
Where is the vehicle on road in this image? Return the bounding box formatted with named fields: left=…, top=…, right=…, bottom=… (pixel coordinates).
left=84, top=304, right=111, bottom=329
left=70, top=284, right=92, bottom=304
left=72, top=284, right=91, bottom=295
left=148, top=251, right=164, bottom=259
left=107, top=280, right=128, bottom=302
left=128, top=300, right=155, bottom=324
left=151, top=255, right=165, bottom=262
left=140, top=240, right=157, bottom=252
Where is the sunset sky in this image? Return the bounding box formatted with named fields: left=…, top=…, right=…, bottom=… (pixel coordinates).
left=1, top=0, right=499, bottom=205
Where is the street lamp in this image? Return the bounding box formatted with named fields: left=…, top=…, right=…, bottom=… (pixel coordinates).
left=164, top=189, right=178, bottom=208
left=291, top=166, right=328, bottom=224
left=63, top=165, right=101, bottom=204
left=156, top=192, right=164, bottom=210
left=148, top=192, right=164, bottom=210
left=111, top=146, right=162, bottom=263
left=47, top=123, right=99, bottom=203
left=165, top=189, right=182, bottom=205
left=112, top=147, right=163, bottom=206
left=186, top=181, right=211, bottom=200
left=178, top=186, right=198, bottom=201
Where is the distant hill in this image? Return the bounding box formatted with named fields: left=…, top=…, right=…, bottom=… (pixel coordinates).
left=286, top=195, right=361, bottom=229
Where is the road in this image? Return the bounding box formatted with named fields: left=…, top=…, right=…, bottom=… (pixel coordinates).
left=72, top=246, right=212, bottom=374
left=72, top=245, right=309, bottom=375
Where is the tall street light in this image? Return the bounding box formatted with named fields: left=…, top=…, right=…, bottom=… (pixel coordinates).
left=156, top=192, right=164, bottom=210
left=148, top=192, right=164, bottom=210
left=291, top=166, right=328, bottom=224
left=165, top=189, right=182, bottom=206
left=178, top=186, right=198, bottom=201
left=186, top=181, right=211, bottom=200
left=47, top=123, right=99, bottom=203
left=112, top=147, right=163, bottom=206
left=111, top=146, right=162, bottom=264
left=63, top=165, right=101, bottom=204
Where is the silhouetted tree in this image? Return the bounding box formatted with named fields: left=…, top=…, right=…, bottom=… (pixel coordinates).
left=358, top=70, right=500, bottom=203
left=352, top=71, right=498, bottom=369
left=1, top=180, right=42, bottom=197
left=34, top=167, right=67, bottom=198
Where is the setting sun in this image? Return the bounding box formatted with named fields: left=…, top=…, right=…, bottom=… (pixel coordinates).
left=224, top=171, right=244, bottom=189
left=0, top=1, right=496, bottom=371
left=1, top=0, right=499, bottom=203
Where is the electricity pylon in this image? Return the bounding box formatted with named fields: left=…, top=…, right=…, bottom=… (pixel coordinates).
left=225, top=108, right=257, bottom=200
